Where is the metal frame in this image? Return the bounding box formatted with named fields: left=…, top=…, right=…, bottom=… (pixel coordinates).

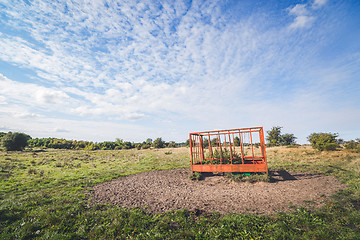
left=189, top=127, right=268, bottom=173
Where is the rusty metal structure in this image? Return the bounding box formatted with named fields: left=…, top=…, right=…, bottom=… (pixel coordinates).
left=189, top=127, right=268, bottom=173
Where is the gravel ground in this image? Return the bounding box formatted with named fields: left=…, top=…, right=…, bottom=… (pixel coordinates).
left=91, top=169, right=345, bottom=215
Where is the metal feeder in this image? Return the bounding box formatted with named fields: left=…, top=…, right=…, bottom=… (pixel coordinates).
left=189, top=127, right=268, bottom=174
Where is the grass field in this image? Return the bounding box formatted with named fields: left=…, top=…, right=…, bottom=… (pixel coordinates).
left=0, top=146, right=359, bottom=239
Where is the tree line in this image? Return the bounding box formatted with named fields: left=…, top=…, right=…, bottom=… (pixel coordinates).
left=1, top=128, right=359, bottom=152
left=0, top=132, right=184, bottom=151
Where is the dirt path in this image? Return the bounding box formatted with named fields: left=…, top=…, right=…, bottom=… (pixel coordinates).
left=91, top=169, right=345, bottom=215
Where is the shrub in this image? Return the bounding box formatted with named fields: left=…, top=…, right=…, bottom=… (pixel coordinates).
left=189, top=172, right=202, bottom=180
left=344, top=140, right=360, bottom=151
left=226, top=172, right=270, bottom=183
left=1, top=132, right=31, bottom=151
left=307, top=132, right=339, bottom=151
left=324, top=142, right=338, bottom=151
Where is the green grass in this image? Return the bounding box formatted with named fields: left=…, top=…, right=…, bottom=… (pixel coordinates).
left=1, top=146, right=359, bottom=239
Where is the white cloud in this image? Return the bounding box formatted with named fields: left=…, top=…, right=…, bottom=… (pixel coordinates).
left=35, top=89, right=69, bottom=104
left=313, top=0, right=328, bottom=8
left=0, top=96, right=7, bottom=104
left=287, top=0, right=327, bottom=29
left=13, top=112, right=40, bottom=119
left=289, top=15, right=315, bottom=29
left=0, top=74, right=70, bottom=107
left=289, top=4, right=309, bottom=16
left=0, top=0, right=329, bottom=122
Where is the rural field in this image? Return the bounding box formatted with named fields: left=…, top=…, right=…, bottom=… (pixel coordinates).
left=1, top=146, right=359, bottom=239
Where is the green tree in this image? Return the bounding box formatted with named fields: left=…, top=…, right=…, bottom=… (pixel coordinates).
left=122, top=141, right=133, bottom=149
left=234, top=136, right=240, bottom=146
left=167, top=141, right=177, bottom=148
left=281, top=133, right=297, bottom=146
left=307, top=132, right=339, bottom=151
left=152, top=138, right=165, bottom=148
left=266, top=127, right=297, bottom=146
left=85, top=142, right=97, bottom=151
left=141, top=143, right=151, bottom=149
left=202, top=138, right=209, bottom=148
left=266, top=126, right=282, bottom=146
left=1, top=132, right=31, bottom=151
left=211, top=138, right=219, bottom=147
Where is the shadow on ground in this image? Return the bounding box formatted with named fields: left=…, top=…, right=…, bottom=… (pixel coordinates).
left=198, top=170, right=327, bottom=183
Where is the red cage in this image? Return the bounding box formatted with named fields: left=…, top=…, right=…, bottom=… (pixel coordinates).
left=189, top=127, right=268, bottom=173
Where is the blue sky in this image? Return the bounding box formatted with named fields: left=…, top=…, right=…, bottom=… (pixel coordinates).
left=0, top=0, right=359, bottom=143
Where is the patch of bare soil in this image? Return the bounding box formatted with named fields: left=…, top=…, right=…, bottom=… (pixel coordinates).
left=91, top=169, right=345, bottom=215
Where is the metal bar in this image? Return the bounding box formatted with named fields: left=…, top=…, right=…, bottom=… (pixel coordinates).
left=218, top=133, right=223, bottom=164
left=189, top=133, right=193, bottom=167
left=199, top=135, right=204, bottom=164
left=228, top=133, right=233, bottom=164
left=208, top=133, right=213, bottom=164
left=239, top=131, right=244, bottom=164
left=192, top=130, right=258, bottom=137
left=194, top=135, right=197, bottom=164
left=232, top=133, right=235, bottom=154
left=250, top=131, right=254, bottom=157
left=197, top=135, right=200, bottom=163
left=260, top=127, right=269, bottom=174
left=250, top=131, right=255, bottom=164
left=190, top=127, right=262, bottom=135
left=191, top=164, right=268, bottom=173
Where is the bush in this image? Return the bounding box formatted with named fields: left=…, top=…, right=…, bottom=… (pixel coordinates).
left=307, top=132, right=339, bottom=151
left=324, top=142, right=338, bottom=151
left=226, top=172, right=270, bottom=183
left=1, top=132, right=31, bottom=151
left=344, top=140, right=360, bottom=151
left=189, top=172, right=202, bottom=180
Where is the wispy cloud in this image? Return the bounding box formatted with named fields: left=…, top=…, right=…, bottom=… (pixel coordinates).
left=1, top=0, right=263, bottom=121
left=0, top=0, right=359, bottom=142
left=313, top=0, right=328, bottom=9
left=289, top=15, right=315, bottom=29
left=287, top=0, right=327, bottom=29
